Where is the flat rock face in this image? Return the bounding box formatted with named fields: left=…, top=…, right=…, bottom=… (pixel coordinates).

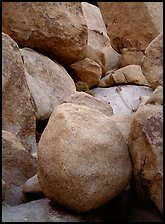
left=62, top=91, right=113, bottom=116
left=37, top=103, right=132, bottom=212
left=2, top=130, right=37, bottom=205
left=129, top=104, right=163, bottom=213
left=2, top=198, right=103, bottom=222
left=2, top=32, right=37, bottom=154
left=98, top=2, right=163, bottom=53
left=141, top=33, right=163, bottom=90
left=20, top=48, right=76, bottom=120
left=2, top=2, right=88, bottom=65
left=92, top=85, right=153, bottom=115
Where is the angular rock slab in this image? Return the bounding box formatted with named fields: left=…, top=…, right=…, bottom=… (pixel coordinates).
left=92, top=85, right=153, bottom=115
left=37, top=103, right=132, bottom=212
left=128, top=104, right=163, bottom=213
left=20, top=48, right=76, bottom=120
left=2, top=2, right=88, bottom=65
left=2, top=32, right=37, bottom=154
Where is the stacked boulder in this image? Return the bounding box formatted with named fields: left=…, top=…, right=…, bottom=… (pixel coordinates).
left=2, top=2, right=163, bottom=222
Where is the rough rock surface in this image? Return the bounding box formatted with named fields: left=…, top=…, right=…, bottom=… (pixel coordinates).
left=2, top=32, right=37, bottom=154
left=2, top=198, right=103, bottom=222
left=92, top=85, right=153, bottom=115
left=2, top=179, right=6, bottom=201
left=2, top=130, right=37, bottom=205
left=141, top=33, right=163, bottom=90
left=37, top=103, right=132, bottom=212
left=20, top=48, right=76, bottom=120
left=71, top=58, right=102, bottom=88
left=128, top=105, right=163, bottom=213
left=62, top=91, right=113, bottom=116
left=2, top=2, right=88, bottom=65
left=98, top=65, right=150, bottom=87
left=146, top=86, right=163, bottom=105
left=98, top=2, right=163, bottom=53
left=22, top=174, right=42, bottom=195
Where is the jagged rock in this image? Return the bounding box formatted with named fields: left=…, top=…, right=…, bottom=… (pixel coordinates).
left=20, top=48, right=76, bottom=120
left=71, top=58, right=102, bottom=88
left=2, top=130, right=37, bottom=205
left=146, top=86, right=163, bottom=105
left=98, top=65, right=150, bottom=87
left=62, top=91, right=113, bottom=116
left=22, top=174, right=42, bottom=195
left=128, top=104, right=163, bottom=213
left=37, top=103, right=132, bottom=212
left=141, top=33, right=163, bottom=90
left=92, top=85, right=153, bottom=115
left=2, top=32, right=37, bottom=154
left=2, top=179, right=6, bottom=201
left=119, top=48, right=144, bottom=68
left=98, top=2, right=163, bottom=53
left=2, top=2, right=88, bottom=65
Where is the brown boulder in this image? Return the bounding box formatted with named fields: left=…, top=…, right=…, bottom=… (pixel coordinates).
left=128, top=105, right=163, bottom=213
left=37, top=103, right=132, bottom=212
left=2, top=2, right=88, bottom=65
left=2, top=32, right=37, bottom=154
left=146, top=86, right=163, bottom=105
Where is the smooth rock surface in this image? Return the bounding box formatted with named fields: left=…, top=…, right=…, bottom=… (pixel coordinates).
left=22, top=174, right=42, bottom=195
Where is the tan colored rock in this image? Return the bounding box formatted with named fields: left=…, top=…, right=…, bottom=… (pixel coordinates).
left=2, top=32, right=37, bottom=154
left=146, top=86, right=163, bottom=105
left=2, top=130, right=37, bottom=205
left=20, top=48, right=76, bottom=120
left=119, top=48, right=144, bottom=68
left=98, top=2, right=163, bottom=53
left=71, top=58, right=102, bottom=88
left=2, top=179, right=6, bottom=201
left=37, top=103, right=132, bottom=212
left=110, top=114, right=133, bottom=144
left=22, top=174, right=42, bottom=194
left=102, top=46, right=120, bottom=72
left=129, top=105, right=163, bottom=213
left=141, top=33, right=163, bottom=90
left=62, top=91, right=113, bottom=116
left=82, top=2, right=110, bottom=50
left=98, top=65, right=150, bottom=87
left=2, top=2, right=88, bottom=65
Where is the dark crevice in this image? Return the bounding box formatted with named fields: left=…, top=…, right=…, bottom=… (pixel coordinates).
left=35, top=118, right=49, bottom=143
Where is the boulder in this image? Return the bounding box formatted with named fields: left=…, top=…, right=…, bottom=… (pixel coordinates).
left=141, top=33, right=163, bottom=90
left=2, top=32, right=37, bottom=154
left=71, top=58, right=102, bottom=88
left=2, top=179, right=6, bottom=201
left=37, top=103, right=132, bottom=212
left=92, top=85, right=153, bottom=115
left=2, top=198, right=103, bottom=222
left=128, top=105, right=163, bottom=213
left=98, top=2, right=163, bottom=53
left=2, top=2, right=88, bottom=65
left=98, top=65, right=150, bottom=87
left=119, top=48, right=144, bottom=68
left=2, top=130, right=37, bottom=205
left=22, top=174, right=42, bottom=195
left=20, top=48, right=76, bottom=120
left=62, top=91, right=113, bottom=116
left=146, top=86, right=163, bottom=105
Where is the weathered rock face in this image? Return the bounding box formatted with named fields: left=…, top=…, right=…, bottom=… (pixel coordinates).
left=20, top=48, right=76, bottom=120
left=146, top=86, right=163, bottom=105
left=92, top=85, right=153, bottom=115
left=2, top=179, right=6, bottom=201
left=82, top=2, right=110, bottom=50
left=2, top=130, right=37, bottom=205
left=2, top=2, right=88, bottom=65
left=98, top=2, right=163, bottom=53
left=119, top=48, right=144, bottom=68
left=37, top=103, right=132, bottom=212
left=71, top=58, right=102, bottom=88
left=98, top=65, right=150, bottom=87
left=128, top=105, right=163, bottom=213
left=2, top=32, right=37, bottom=154
left=62, top=91, right=113, bottom=116
left=141, top=33, right=163, bottom=90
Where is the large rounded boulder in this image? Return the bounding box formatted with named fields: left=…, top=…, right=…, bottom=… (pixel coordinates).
left=37, top=103, right=132, bottom=212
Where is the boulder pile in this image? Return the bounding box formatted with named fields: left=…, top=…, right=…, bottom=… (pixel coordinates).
left=2, top=2, right=163, bottom=222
